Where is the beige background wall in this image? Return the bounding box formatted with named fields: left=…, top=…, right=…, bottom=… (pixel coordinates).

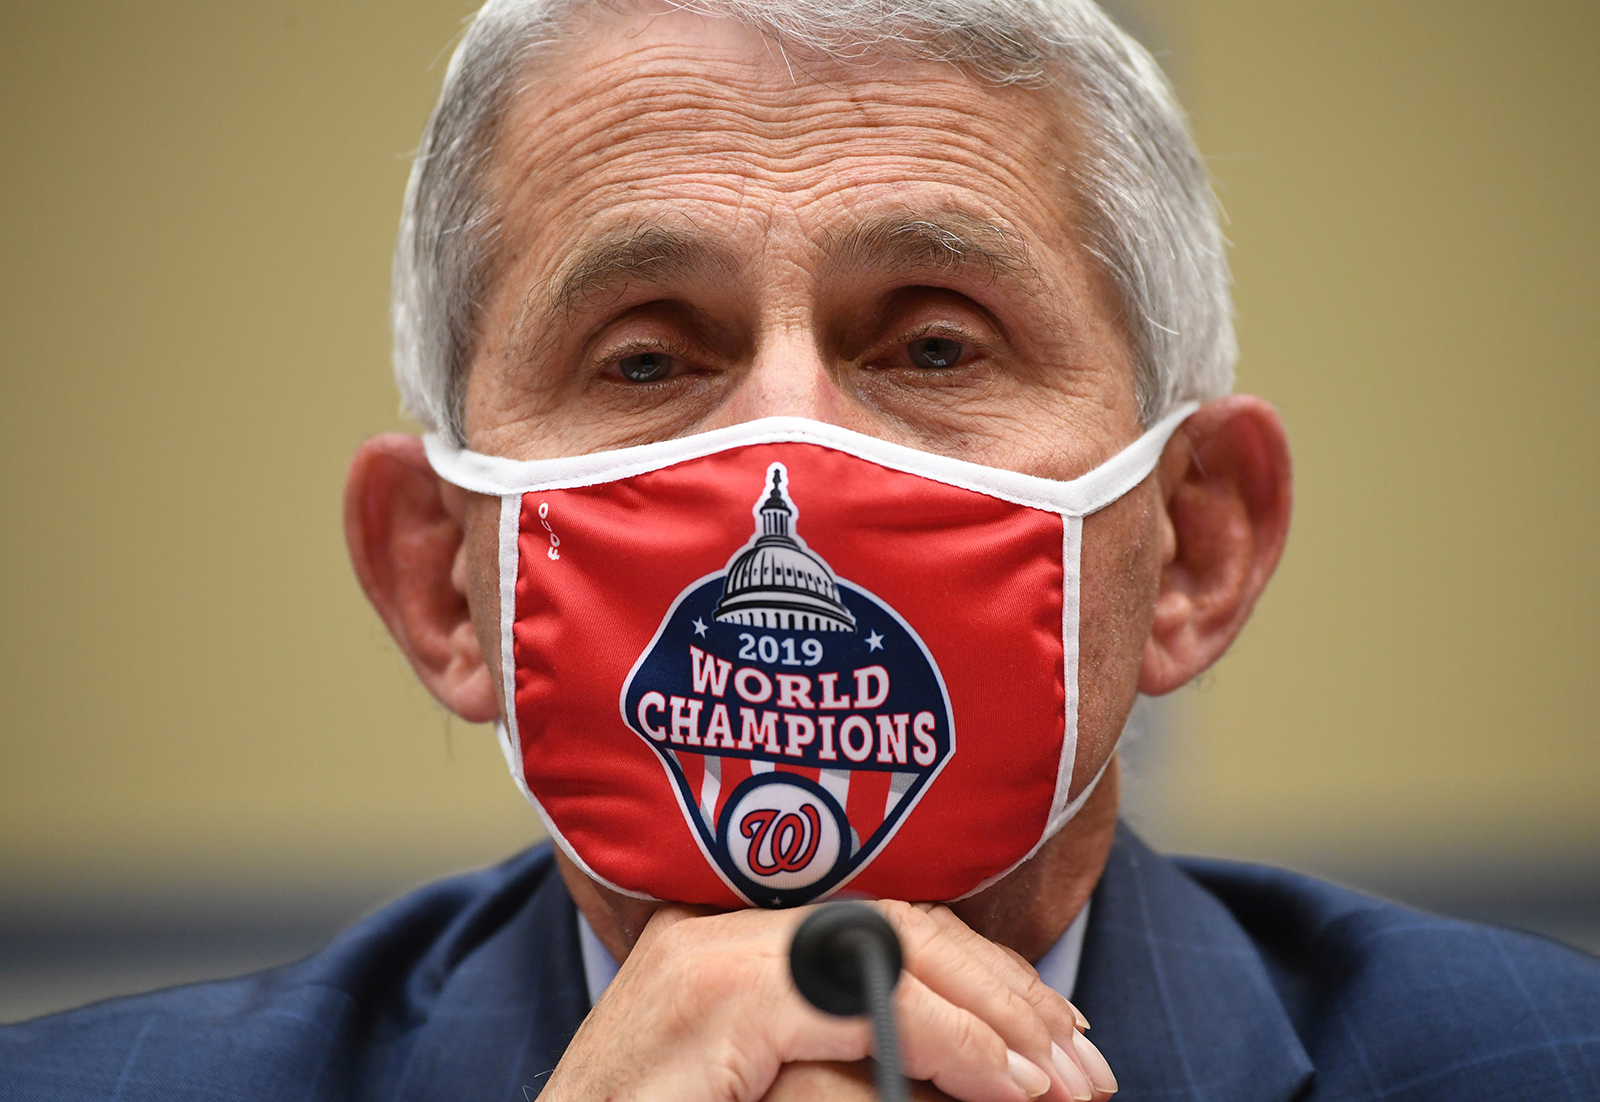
left=1125, top=0, right=1599, bottom=874
left=2, top=0, right=1596, bottom=999
left=0, top=2, right=534, bottom=902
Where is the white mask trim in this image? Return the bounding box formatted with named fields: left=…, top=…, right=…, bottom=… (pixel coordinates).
left=465, top=405, right=1201, bottom=905
left=427, top=404, right=1198, bottom=519
left=1058, top=513, right=1085, bottom=835
left=494, top=493, right=656, bottom=902
left=497, top=713, right=659, bottom=903
left=951, top=740, right=1117, bottom=901
left=497, top=492, right=522, bottom=789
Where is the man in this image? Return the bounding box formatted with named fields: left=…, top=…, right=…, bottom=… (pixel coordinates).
left=3, top=1, right=1596, bottom=1099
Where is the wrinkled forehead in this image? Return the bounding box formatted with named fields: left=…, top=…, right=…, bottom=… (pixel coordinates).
left=481, top=5, right=1086, bottom=287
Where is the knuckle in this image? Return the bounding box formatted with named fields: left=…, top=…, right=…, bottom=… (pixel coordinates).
left=658, top=943, right=749, bottom=1023
left=875, top=898, right=917, bottom=928
left=1020, top=974, right=1076, bottom=1027
left=881, top=901, right=940, bottom=956
left=700, top=953, right=761, bottom=1005
left=702, top=1033, right=772, bottom=1101
left=972, top=963, right=1052, bottom=1049
left=1013, top=969, right=1051, bottom=1004
left=661, top=955, right=715, bottom=1025
left=948, top=1005, right=1000, bottom=1062
left=638, top=919, right=684, bottom=964
left=1009, top=1007, right=1053, bottom=1054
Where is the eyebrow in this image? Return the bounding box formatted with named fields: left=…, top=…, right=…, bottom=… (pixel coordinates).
left=823, top=211, right=1041, bottom=289
left=533, top=208, right=1040, bottom=333
left=548, top=223, right=742, bottom=315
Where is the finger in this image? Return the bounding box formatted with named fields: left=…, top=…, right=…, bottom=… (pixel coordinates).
left=995, top=943, right=1091, bottom=1031
left=913, top=905, right=1084, bottom=1041
left=627, top=906, right=1077, bottom=1102
left=909, top=906, right=1110, bottom=1100
left=761, top=1061, right=877, bottom=1102
left=778, top=969, right=1045, bottom=1101
left=762, top=1062, right=956, bottom=1101
left=1070, top=1030, right=1119, bottom=1099
left=569, top=904, right=1037, bottom=1102
left=1050, top=1040, right=1096, bottom=1102
left=891, top=971, right=1056, bottom=1102
left=880, top=903, right=1065, bottom=1090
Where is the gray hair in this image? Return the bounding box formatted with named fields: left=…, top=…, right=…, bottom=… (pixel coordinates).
left=393, top=0, right=1234, bottom=443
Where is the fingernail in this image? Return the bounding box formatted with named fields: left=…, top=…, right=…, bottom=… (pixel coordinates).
left=1006, top=1049, right=1051, bottom=1098
left=1052, top=1041, right=1095, bottom=1101
left=1072, top=1004, right=1092, bottom=1032
left=1073, top=1030, right=1118, bottom=1094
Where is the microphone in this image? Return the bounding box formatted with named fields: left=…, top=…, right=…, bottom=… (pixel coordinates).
left=789, top=902, right=907, bottom=1102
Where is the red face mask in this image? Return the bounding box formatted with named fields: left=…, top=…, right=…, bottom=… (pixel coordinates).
left=427, top=407, right=1194, bottom=908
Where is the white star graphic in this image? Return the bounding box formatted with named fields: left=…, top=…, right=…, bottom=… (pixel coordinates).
left=692, top=617, right=708, bottom=637
left=865, top=630, right=885, bottom=652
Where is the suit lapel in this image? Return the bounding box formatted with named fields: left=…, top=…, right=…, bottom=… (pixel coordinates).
left=1073, top=825, right=1314, bottom=1102
left=389, top=849, right=591, bottom=1102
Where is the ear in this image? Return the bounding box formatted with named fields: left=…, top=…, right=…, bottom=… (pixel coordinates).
left=1138, top=395, right=1293, bottom=695
left=343, top=434, right=500, bottom=723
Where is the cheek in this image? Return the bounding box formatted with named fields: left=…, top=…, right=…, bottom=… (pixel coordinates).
left=1071, top=483, right=1163, bottom=789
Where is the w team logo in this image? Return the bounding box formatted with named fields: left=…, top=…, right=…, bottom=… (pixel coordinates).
left=621, top=463, right=956, bottom=906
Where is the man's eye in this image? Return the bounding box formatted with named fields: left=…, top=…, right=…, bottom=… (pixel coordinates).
left=617, top=352, right=678, bottom=382
left=906, top=337, right=963, bottom=369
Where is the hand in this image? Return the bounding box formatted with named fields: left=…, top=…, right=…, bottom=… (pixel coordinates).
left=762, top=1060, right=954, bottom=1100
left=540, top=901, right=1117, bottom=1102
left=898, top=903, right=1116, bottom=1102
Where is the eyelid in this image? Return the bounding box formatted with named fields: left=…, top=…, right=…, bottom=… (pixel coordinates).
left=863, top=319, right=989, bottom=371
left=899, top=319, right=983, bottom=345
left=580, top=294, right=732, bottom=369
left=591, top=335, right=697, bottom=380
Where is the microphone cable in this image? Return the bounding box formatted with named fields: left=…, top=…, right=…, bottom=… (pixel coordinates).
left=789, top=901, right=907, bottom=1102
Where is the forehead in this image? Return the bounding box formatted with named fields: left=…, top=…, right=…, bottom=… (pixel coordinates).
left=486, top=7, right=1081, bottom=275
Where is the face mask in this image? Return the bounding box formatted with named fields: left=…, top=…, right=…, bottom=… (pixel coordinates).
left=426, top=403, right=1196, bottom=908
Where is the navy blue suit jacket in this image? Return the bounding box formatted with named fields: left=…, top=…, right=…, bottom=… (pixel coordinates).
left=4, top=826, right=1597, bottom=1100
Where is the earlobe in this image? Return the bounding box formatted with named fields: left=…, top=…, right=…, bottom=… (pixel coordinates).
left=343, top=434, right=501, bottom=723
left=1138, top=396, right=1293, bottom=695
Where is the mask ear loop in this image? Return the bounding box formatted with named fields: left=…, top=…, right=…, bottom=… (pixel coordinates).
left=953, top=404, right=1198, bottom=901
left=1044, top=407, right=1198, bottom=834
left=423, top=402, right=1199, bottom=515
left=1055, top=512, right=1086, bottom=833
left=495, top=492, right=530, bottom=802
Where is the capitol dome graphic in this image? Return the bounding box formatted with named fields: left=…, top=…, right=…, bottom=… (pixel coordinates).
left=713, top=464, right=857, bottom=633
